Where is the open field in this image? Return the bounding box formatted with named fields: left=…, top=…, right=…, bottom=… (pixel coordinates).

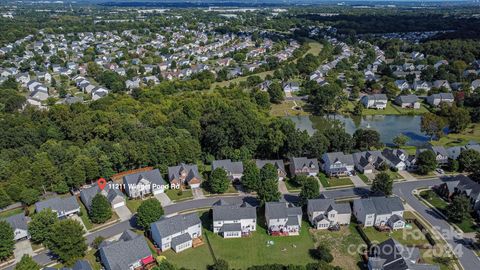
left=432, top=123, right=480, bottom=147
left=270, top=100, right=308, bottom=117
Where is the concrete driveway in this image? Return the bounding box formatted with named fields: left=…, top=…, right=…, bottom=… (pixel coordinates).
left=192, top=188, right=205, bottom=199
left=114, top=205, right=132, bottom=221
left=155, top=193, right=172, bottom=207
left=14, top=240, right=34, bottom=262
left=278, top=181, right=289, bottom=194
left=69, top=215, right=87, bottom=231
left=350, top=175, right=368, bottom=187
left=398, top=170, right=417, bottom=181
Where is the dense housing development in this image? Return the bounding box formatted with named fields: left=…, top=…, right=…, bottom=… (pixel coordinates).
left=1, top=2, right=480, bottom=270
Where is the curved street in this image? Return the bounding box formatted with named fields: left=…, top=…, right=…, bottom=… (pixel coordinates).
left=4, top=177, right=480, bottom=270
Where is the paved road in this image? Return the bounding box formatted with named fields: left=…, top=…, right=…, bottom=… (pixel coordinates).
left=394, top=179, right=480, bottom=270
left=5, top=177, right=479, bottom=270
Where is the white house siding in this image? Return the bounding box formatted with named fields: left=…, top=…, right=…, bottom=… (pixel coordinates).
left=214, top=219, right=256, bottom=234
left=223, top=231, right=242, bottom=238
left=174, top=240, right=192, bottom=253
left=336, top=213, right=351, bottom=225
left=151, top=224, right=202, bottom=252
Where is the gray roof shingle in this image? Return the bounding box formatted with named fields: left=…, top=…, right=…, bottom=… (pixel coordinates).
left=99, top=230, right=151, bottom=270
left=150, top=213, right=201, bottom=238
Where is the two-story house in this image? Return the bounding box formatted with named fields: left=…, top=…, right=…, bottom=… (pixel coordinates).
left=168, top=163, right=202, bottom=189
left=426, top=93, right=454, bottom=107
left=394, top=95, right=420, bottom=109
left=150, top=213, right=202, bottom=253
left=322, top=152, right=354, bottom=177
left=99, top=230, right=154, bottom=270
left=307, top=199, right=351, bottom=230
left=255, top=160, right=287, bottom=181
left=123, top=169, right=167, bottom=198
left=417, top=146, right=449, bottom=166
left=289, top=157, right=320, bottom=177
left=353, top=197, right=405, bottom=230
left=361, top=94, right=388, bottom=109
left=352, top=151, right=386, bottom=174
left=265, top=202, right=302, bottom=236
left=212, top=200, right=257, bottom=238
left=381, top=149, right=410, bottom=171
left=437, top=175, right=480, bottom=214
left=212, top=159, right=244, bottom=181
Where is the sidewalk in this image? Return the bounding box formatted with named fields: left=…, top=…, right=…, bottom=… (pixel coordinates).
left=398, top=170, right=417, bottom=181
left=350, top=175, right=368, bottom=187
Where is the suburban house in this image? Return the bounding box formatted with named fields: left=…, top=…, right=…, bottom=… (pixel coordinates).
left=368, top=239, right=440, bottom=270
left=361, top=94, right=388, bottom=109
left=394, top=95, right=420, bottom=109
left=212, top=159, right=244, bottom=180
left=437, top=175, right=480, bottom=214
left=418, top=146, right=449, bottom=165
left=289, top=157, right=320, bottom=177
left=412, top=80, right=431, bottom=92
left=80, top=182, right=126, bottom=210
left=99, top=230, right=154, bottom=270
left=307, top=199, right=351, bottom=230
left=255, top=160, right=287, bottom=181
left=353, top=197, right=405, bottom=230
left=394, top=80, right=410, bottom=91
left=426, top=93, right=454, bottom=107
left=322, top=152, right=354, bottom=177
left=168, top=163, right=202, bottom=189
left=3, top=213, right=30, bottom=241
left=352, top=151, right=386, bottom=174
left=35, top=196, right=80, bottom=219
left=432, top=80, right=451, bottom=91
left=123, top=169, right=167, bottom=198
left=381, top=149, right=410, bottom=171
left=212, top=199, right=257, bottom=238
left=265, top=202, right=302, bottom=236
left=282, top=81, right=300, bottom=93
left=150, top=213, right=202, bottom=252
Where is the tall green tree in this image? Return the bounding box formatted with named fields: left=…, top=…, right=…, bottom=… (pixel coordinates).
left=446, top=195, right=471, bottom=223
left=90, top=194, right=112, bottom=224
left=353, top=129, right=383, bottom=150
left=136, top=198, right=164, bottom=229
left=241, top=161, right=260, bottom=192
left=208, top=168, right=230, bottom=194
left=416, top=150, right=438, bottom=175
left=421, top=113, right=447, bottom=140
left=458, top=149, right=480, bottom=172
left=371, top=172, right=393, bottom=196
left=29, top=209, right=57, bottom=244
left=47, top=219, right=87, bottom=265
left=0, top=187, right=12, bottom=209
left=393, top=134, right=408, bottom=148
left=257, top=164, right=281, bottom=204
left=0, top=220, right=14, bottom=261
left=267, top=82, right=284, bottom=104
left=14, top=255, right=41, bottom=270
left=299, top=177, right=320, bottom=205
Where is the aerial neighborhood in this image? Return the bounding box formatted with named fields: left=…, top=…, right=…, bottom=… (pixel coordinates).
left=2, top=2, right=480, bottom=270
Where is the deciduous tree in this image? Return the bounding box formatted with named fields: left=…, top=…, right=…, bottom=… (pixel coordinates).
left=136, top=198, right=164, bottom=229
left=0, top=220, right=14, bottom=261
left=90, top=194, right=112, bottom=224
left=208, top=168, right=230, bottom=194
left=47, top=219, right=87, bottom=265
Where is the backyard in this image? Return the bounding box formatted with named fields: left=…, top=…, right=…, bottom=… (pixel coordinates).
left=163, top=212, right=317, bottom=269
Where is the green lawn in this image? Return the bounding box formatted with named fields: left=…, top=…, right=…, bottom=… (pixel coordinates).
left=344, top=101, right=430, bottom=116
left=319, top=173, right=354, bottom=188
left=386, top=170, right=403, bottom=181
left=126, top=199, right=144, bottom=213
left=311, top=223, right=365, bottom=269
left=431, top=123, right=480, bottom=147
left=164, top=213, right=316, bottom=269
left=284, top=178, right=302, bottom=192
left=358, top=173, right=371, bottom=184
left=78, top=201, right=93, bottom=230
left=202, top=185, right=239, bottom=196
left=363, top=221, right=430, bottom=247
left=165, top=189, right=193, bottom=202
left=419, top=190, right=478, bottom=233
left=270, top=100, right=309, bottom=117
left=0, top=208, right=23, bottom=218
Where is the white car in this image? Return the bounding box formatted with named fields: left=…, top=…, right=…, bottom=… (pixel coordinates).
left=436, top=168, right=445, bottom=174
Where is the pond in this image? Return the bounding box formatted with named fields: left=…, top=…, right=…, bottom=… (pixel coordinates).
left=287, top=115, right=431, bottom=146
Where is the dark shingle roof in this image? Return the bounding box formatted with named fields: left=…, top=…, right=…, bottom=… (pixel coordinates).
left=99, top=230, right=151, bottom=270
left=3, top=213, right=29, bottom=231
left=123, top=168, right=166, bottom=186
left=35, top=196, right=80, bottom=215
left=307, top=199, right=351, bottom=215
left=171, top=233, right=192, bottom=248
left=212, top=159, right=244, bottom=175
left=212, top=200, right=256, bottom=221
left=150, top=213, right=201, bottom=237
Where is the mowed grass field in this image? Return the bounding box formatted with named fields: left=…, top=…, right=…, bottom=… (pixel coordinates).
left=164, top=213, right=317, bottom=269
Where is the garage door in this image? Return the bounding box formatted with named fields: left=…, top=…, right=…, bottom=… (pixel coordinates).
left=112, top=201, right=125, bottom=208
